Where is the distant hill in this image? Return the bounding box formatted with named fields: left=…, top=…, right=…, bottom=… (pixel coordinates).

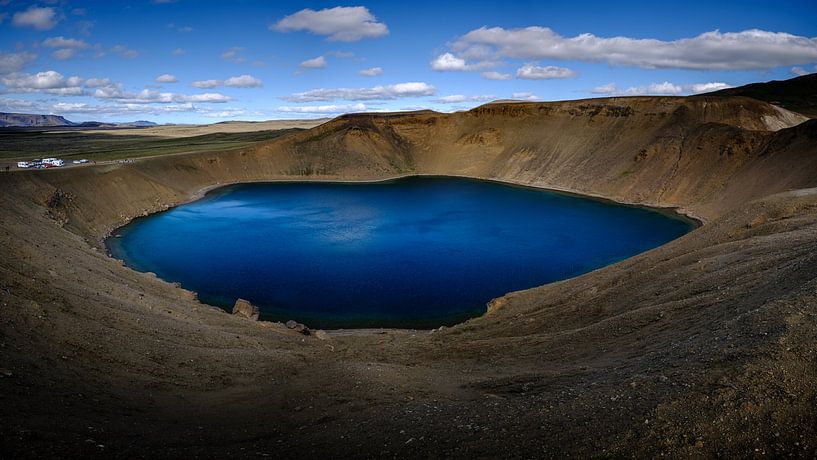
left=126, top=120, right=158, bottom=127
left=0, top=112, right=160, bottom=129
left=702, top=73, right=817, bottom=118
left=0, top=112, right=74, bottom=127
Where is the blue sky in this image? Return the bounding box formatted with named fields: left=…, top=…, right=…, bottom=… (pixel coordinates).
left=1, top=0, right=816, bottom=123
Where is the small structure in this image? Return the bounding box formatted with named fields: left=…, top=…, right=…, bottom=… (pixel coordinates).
left=17, top=161, right=31, bottom=168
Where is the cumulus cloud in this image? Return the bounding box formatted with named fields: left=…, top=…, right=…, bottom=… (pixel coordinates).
left=94, top=87, right=231, bottom=104
left=277, top=103, right=368, bottom=114
left=591, top=83, right=617, bottom=94
left=0, top=97, right=37, bottom=111
left=84, top=78, right=113, bottom=88
left=280, top=82, right=436, bottom=102
left=359, top=67, right=383, bottom=77
left=224, top=74, right=262, bottom=88
left=596, top=81, right=732, bottom=96
left=155, top=74, right=178, bottom=83
left=791, top=65, right=816, bottom=76
left=482, top=71, right=512, bottom=80
left=431, top=52, right=496, bottom=71
left=687, top=82, right=732, bottom=93
left=41, top=37, right=91, bottom=61
left=13, top=6, right=58, bottom=30
left=51, top=49, right=78, bottom=60
left=299, top=56, right=327, bottom=69
left=42, top=36, right=89, bottom=49
left=49, top=101, right=232, bottom=117
left=432, top=95, right=495, bottom=104
left=190, top=75, right=262, bottom=89
left=431, top=53, right=467, bottom=71
left=272, top=6, right=388, bottom=42
left=191, top=79, right=220, bottom=89
left=112, top=45, right=140, bottom=59
left=511, top=92, right=540, bottom=101
left=0, top=52, right=37, bottom=75
left=1, top=71, right=84, bottom=96
left=443, top=27, right=817, bottom=70
left=221, top=47, right=245, bottom=64
left=623, top=81, right=683, bottom=95
left=516, top=64, right=576, bottom=79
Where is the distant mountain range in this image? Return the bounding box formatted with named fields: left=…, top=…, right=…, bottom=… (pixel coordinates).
left=0, top=112, right=158, bottom=128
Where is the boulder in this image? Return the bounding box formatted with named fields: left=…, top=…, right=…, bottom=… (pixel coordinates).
left=313, top=330, right=330, bottom=340
left=285, top=320, right=310, bottom=335
left=232, top=298, right=259, bottom=321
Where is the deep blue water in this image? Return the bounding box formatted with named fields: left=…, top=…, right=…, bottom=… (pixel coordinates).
left=107, top=177, right=695, bottom=329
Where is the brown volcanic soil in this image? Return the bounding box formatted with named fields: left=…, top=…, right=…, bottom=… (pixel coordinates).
left=2, top=96, right=817, bottom=458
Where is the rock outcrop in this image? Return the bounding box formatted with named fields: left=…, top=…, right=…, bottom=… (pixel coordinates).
left=232, top=298, right=259, bottom=320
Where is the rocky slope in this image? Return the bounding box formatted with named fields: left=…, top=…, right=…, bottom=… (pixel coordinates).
left=704, top=73, right=817, bottom=118
left=1, top=95, right=816, bottom=458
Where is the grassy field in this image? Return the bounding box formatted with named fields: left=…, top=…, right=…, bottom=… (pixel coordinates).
left=0, top=128, right=302, bottom=162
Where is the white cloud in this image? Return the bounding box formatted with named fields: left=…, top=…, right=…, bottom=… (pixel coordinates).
left=13, top=6, right=58, bottom=30
left=112, top=45, right=139, bottom=59
left=51, top=49, right=77, bottom=60
left=277, top=103, right=368, bottom=114
left=48, top=101, right=218, bottom=117
left=359, top=67, right=383, bottom=77
left=432, top=95, right=495, bottom=104
left=281, top=82, right=436, bottom=102
left=155, top=74, right=178, bottom=83
left=201, top=108, right=247, bottom=118
left=191, top=79, right=220, bottom=89
left=511, top=92, right=540, bottom=101
left=42, top=37, right=90, bottom=61
left=688, top=82, right=732, bottom=93
left=299, top=56, right=327, bottom=69
left=430, top=53, right=496, bottom=71
left=445, top=27, right=817, bottom=70
left=791, top=65, right=816, bottom=76
left=221, top=47, right=245, bottom=64
left=224, top=74, right=262, bottom=88
left=623, top=82, right=684, bottom=95
left=172, top=48, right=186, bottom=56
left=0, top=52, right=37, bottom=75
left=516, top=64, right=576, bottom=79
left=1, top=71, right=84, bottom=95
left=272, top=6, right=388, bottom=42
left=591, top=83, right=617, bottom=94
left=616, top=81, right=732, bottom=96
left=42, top=36, right=89, bottom=49
left=84, top=78, right=113, bottom=88
left=94, top=87, right=231, bottom=104
left=0, top=97, right=37, bottom=111
left=190, top=75, right=262, bottom=89
left=431, top=53, right=467, bottom=71
left=482, top=71, right=512, bottom=80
